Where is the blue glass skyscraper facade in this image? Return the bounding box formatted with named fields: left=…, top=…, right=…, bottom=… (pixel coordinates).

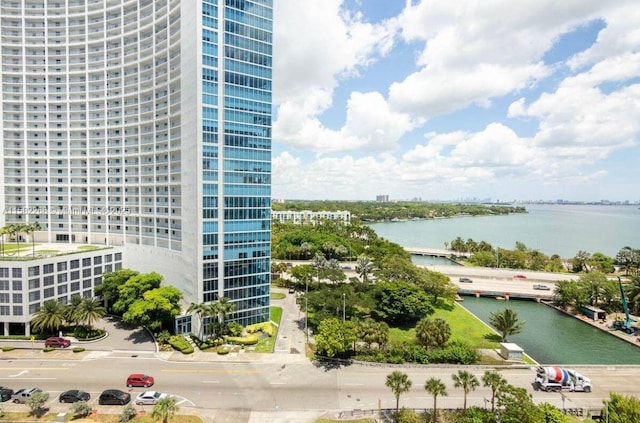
left=201, top=0, right=272, bottom=325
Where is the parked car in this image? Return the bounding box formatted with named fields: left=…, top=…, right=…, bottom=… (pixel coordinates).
left=98, top=389, right=131, bottom=405
left=59, top=389, right=90, bottom=403
left=0, top=386, right=14, bottom=402
left=533, top=284, right=551, bottom=291
left=126, top=373, right=154, bottom=388
left=135, top=391, right=168, bottom=405
left=12, top=388, right=42, bottom=404
left=44, top=336, right=71, bottom=348
left=513, top=274, right=527, bottom=279
left=458, top=277, right=473, bottom=283
left=288, top=287, right=295, bottom=294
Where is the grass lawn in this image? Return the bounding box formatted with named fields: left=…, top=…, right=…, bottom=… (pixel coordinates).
left=388, top=301, right=501, bottom=351
left=271, top=292, right=286, bottom=300
left=250, top=306, right=283, bottom=353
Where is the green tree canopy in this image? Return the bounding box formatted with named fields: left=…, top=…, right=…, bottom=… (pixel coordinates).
left=415, top=317, right=451, bottom=350
left=122, top=286, right=183, bottom=332
left=112, top=272, right=163, bottom=315
left=96, top=269, right=140, bottom=313
left=74, top=297, right=106, bottom=329
left=372, top=280, right=433, bottom=324
left=605, top=392, right=640, bottom=423
left=314, top=318, right=356, bottom=358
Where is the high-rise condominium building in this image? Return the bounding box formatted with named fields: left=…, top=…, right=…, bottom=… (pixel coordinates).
left=0, top=0, right=272, bottom=333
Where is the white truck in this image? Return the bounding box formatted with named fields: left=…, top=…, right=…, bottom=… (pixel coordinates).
left=534, top=366, right=592, bottom=393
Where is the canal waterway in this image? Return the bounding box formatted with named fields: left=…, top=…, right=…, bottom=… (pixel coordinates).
left=460, top=296, right=640, bottom=365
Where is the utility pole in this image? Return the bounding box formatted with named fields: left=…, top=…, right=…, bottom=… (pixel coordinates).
left=342, top=293, right=346, bottom=321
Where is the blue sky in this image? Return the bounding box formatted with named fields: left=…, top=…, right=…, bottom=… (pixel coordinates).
left=271, top=0, right=640, bottom=202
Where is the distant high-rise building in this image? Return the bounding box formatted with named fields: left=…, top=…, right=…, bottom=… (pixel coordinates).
left=0, top=0, right=272, bottom=333
left=376, top=195, right=389, bottom=202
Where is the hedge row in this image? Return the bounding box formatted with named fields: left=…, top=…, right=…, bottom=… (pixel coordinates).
left=225, top=334, right=259, bottom=345
left=168, top=335, right=194, bottom=354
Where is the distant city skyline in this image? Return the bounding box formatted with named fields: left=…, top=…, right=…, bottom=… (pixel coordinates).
left=272, top=0, right=639, bottom=201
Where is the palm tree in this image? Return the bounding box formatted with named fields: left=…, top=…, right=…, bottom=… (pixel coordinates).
left=415, top=317, right=451, bottom=350
left=74, top=297, right=106, bottom=329
left=385, top=371, right=412, bottom=417
left=488, top=308, right=526, bottom=342
left=482, top=370, right=506, bottom=412
left=65, top=295, right=84, bottom=326
left=355, top=256, right=374, bottom=283
left=31, top=300, right=66, bottom=334
left=451, top=370, right=479, bottom=411
left=4, top=224, right=18, bottom=256
left=424, top=377, right=447, bottom=423
left=187, top=302, right=215, bottom=339
left=151, top=396, right=179, bottom=423
left=13, top=223, right=27, bottom=256
left=215, top=296, right=235, bottom=334
left=25, top=221, right=41, bottom=256
left=0, top=226, right=8, bottom=257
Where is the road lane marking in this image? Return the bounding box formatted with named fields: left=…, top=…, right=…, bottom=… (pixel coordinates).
left=162, top=369, right=260, bottom=374
left=270, top=382, right=286, bottom=385
left=203, top=381, right=220, bottom=384
left=10, top=370, right=28, bottom=377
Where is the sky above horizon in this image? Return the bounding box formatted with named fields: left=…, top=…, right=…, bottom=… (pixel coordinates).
left=270, top=0, right=640, bottom=203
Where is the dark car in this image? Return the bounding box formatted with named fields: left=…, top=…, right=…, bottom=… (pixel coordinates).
left=126, top=374, right=154, bottom=388
left=0, top=386, right=14, bottom=402
left=44, top=336, right=71, bottom=348
left=513, top=274, right=527, bottom=279
left=59, top=389, right=90, bottom=403
left=458, top=277, right=473, bottom=283
left=98, top=389, right=131, bottom=406
left=533, top=284, right=551, bottom=291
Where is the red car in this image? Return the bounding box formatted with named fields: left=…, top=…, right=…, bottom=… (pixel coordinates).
left=126, top=374, right=154, bottom=388
left=44, top=337, right=71, bottom=348
left=513, top=274, right=527, bottom=279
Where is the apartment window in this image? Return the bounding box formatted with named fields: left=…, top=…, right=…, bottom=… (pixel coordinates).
left=58, top=285, right=68, bottom=295
left=43, top=275, right=54, bottom=286
left=0, top=306, right=9, bottom=316
left=57, top=274, right=67, bottom=283
left=28, top=279, right=40, bottom=289
left=83, top=258, right=91, bottom=267
left=12, top=280, right=22, bottom=290
left=70, top=259, right=80, bottom=269
left=44, top=287, right=55, bottom=298
left=28, top=291, right=40, bottom=302
left=13, top=293, right=22, bottom=303
left=0, top=281, right=8, bottom=291
left=13, top=306, right=23, bottom=315
left=28, top=266, right=40, bottom=277
left=0, top=269, right=8, bottom=278
left=71, top=270, right=80, bottom=280
left=43, top=263, right=54, bottom=274
left=12, top=268, right=22, bottom=278
left=57, top=262, right=67, bottom=271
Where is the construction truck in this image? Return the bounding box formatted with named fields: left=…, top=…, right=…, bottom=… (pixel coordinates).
left=534, top=366, right=592, bottom=393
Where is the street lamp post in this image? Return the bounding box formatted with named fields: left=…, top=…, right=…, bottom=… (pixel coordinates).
left=342, top=293, right=346, bottom=321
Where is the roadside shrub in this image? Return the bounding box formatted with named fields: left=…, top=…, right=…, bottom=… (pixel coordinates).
left=43, top=346, right=55, bottom=353
left=426, top=341, right=478, bottom=364
left=1, top=346, right=15, bottom=352
left=73, top=326, right=105, bottom=341
left=119, top=404, right=137, bottom=423
left=227, top=321, right=244, bottom=337
left=72, top=347, right=85, bottom=353
left=26, top=391, right=49, bottom=417
left=157, top=330, right=171, bottom=345
left=246, top=322, right=274, bottom=336
left=70, top=401, right=92, bottom=418
left=225, top=334, right=259, bottom=345
left=168, top=335, right=194, bottom=354
left=217, top=345, right=229, bottom=355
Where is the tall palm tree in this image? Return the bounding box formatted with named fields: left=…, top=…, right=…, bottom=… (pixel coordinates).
left=5, top=224, right=18, bottom=256
left=451, top=370, right=479, bottom=411
left=151, top=396, right=179, bottom=423
left=385, top=371, right=412, bottom=417
left=482, top=370, right=506, bottom=413
left=215, top=296, right=235, bottom=326
left=65, top=295, right=84, bottom=327
left=74, top=297, right=106, bottom=329
left=488, top=308, right=526, bottom=342
left=187, top=302, right=215, bottom=338
left=13, top=223, right=27, bottom=256
left=31, top=300, right=66, bottom=334
left=424, top=377, right=448, bottom=423
left=25, top=221, right=41, bottom=256
left=355, top=256, right=374, bottom=283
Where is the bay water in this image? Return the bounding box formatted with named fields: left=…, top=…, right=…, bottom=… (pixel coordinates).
left=368, top=204, right=640, bottom=259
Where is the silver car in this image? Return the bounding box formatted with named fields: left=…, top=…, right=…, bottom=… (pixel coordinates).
left=135, top=391, right=168, bottom=405
left=12, top=387, right=42, bottom=404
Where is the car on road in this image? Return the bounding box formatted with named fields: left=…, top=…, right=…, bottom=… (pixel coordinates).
left=44, top=336, right=71, bottom=348
left=459, top=277, right=473, bottom=283
left=59, top=389, right=90, bottom=403
left=135, top=391, right=168, bottom=405
left=288, top=287, right=295, bottom=294
left=98, top=389, right=131, bottom=405
left=513, top=274, right=527, bottom=279
left=0, top=386, right=14, bottom=402
left=11, top=387, right=42, bottom=403
left=126, top=373, right=155, bottom=388
left=533, top=284, right=551, bottom=291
